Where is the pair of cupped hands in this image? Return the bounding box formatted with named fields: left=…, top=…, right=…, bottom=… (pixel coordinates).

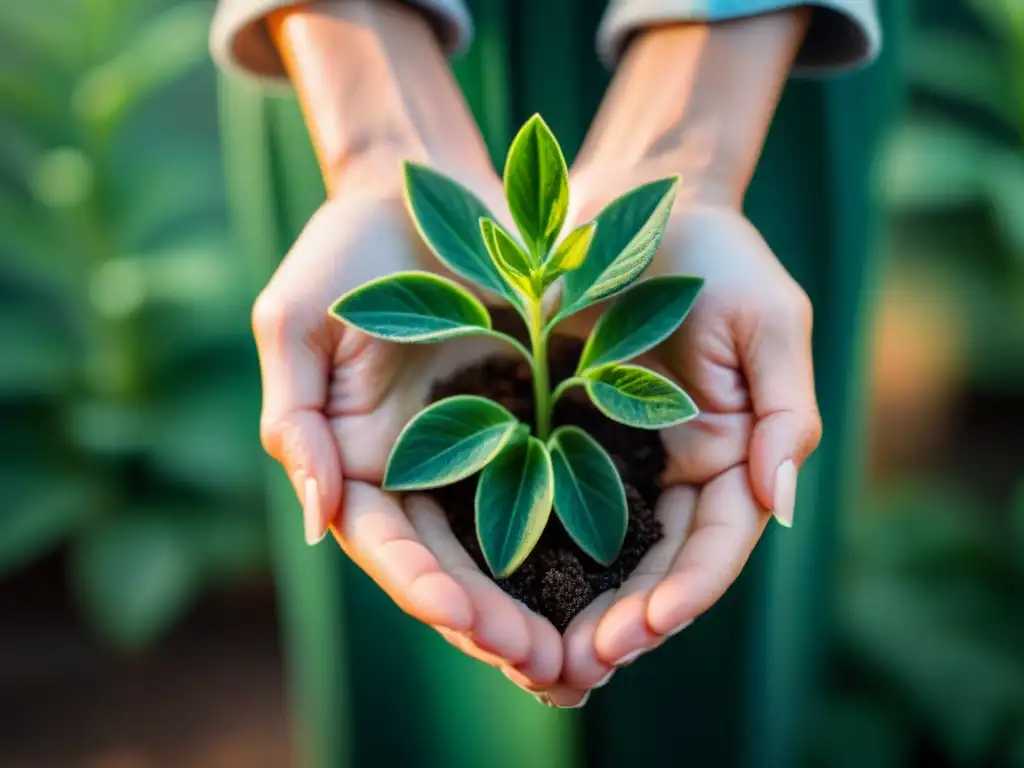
left=252, top=151, right=822, bottom=708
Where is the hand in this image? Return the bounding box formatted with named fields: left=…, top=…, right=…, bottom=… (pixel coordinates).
left=261, top=0, right=577, bottom=702
left=556, top=175, right=822, bottom=693
left=252, top=168, right=568, bottom=696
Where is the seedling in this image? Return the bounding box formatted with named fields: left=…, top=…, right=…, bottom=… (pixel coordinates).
left=330, top=115, right=703, bottom=578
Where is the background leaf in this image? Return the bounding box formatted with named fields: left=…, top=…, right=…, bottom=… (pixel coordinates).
left=0, top=468, right=96, bottom=575
left=403, top=162, right=516, bottom=303
left=330, top=271, right=492, bottom=343
left=503, top=114, right=568, bottom=257
left=548, top=426, right=627, bottom=566
left=146, top=367, right=261, bottom=493
left=585, top=364, right=698, bottom=429
left=881, top=120, right=993, bottom=210
left=72, top=2, right=212, bottom=130
left=475, top=435, right=553, bottom=578
left=383, top=396, right=520, bottom=490
left=577, top=275, right=703, bottom=372
left=72, top=514, right=200, bottom=651
left=558, top=177, right=678, bottom=319
left=0, top=302, right=77, bottom=397
left=905, top=31, right=1016, bottom=127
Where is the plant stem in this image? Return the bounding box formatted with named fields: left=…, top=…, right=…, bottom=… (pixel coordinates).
left=550, top=376, right=585, bottom=406
left=527, top=301, right=551, bottom=440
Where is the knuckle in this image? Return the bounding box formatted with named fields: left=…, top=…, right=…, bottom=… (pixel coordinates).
left=251, top=289, right=291, bottom=342
left=765, top=285, right=813, bottom=332
left=258, top=416, right=285, bottom=461
left=792, top=288, right=814, bottom=329
left=803, top=409, right=824, bottom=454
left=259, top=414, right=303, bottom=466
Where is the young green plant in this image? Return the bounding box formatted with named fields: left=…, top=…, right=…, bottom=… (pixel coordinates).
left=330, top=115, right=703, bottom=578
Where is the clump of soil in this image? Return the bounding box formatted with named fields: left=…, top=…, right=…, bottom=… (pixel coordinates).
left=428, top=314, right=666, bottom=632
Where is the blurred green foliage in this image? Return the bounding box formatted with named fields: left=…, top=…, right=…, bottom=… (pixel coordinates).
left=817, top=477, right=1024, bottom=767
left=0, top=5, right=1021, bottom=767
left=0, top=0, right=266, bottom=649
left=814, top=2, right=1024, bottom=765
left=882, top=0, right=1024, bottom=394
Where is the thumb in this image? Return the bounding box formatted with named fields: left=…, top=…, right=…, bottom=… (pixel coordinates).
left=743, top=295, right=822, bottom=528
left=253, top=291, right=343, bottom=545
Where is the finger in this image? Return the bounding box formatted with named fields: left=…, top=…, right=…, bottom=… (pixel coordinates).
left=743, top=291, right=822, bottom=526
left=562, top=591, right=617, bottom=689
left=327, top=330, right=403, bottom=417
left=406, top=495, right=531, bottom=665
left=332, top=337, right=507, bottom=483
left=659, top=411, right=753, bottom=487
left=509, top=604, right=563, bottom=689
left=252, top=289, right=341, bottom=544
left=646, top=465, right=770, bottom=635
left=593, top=486, right=698, bottom=666
left=438, top=611, right=561, bottom=695
left=435, top=626, right=507, bottom=669
left=661, top=320, right=750, bottom=415
left=331, top=481, right=473, bottom=631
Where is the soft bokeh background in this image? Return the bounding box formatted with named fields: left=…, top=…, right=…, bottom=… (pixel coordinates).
left=1, top=0, right=1022, bottom=766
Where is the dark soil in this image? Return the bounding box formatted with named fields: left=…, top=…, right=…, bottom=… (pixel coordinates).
left=428, top=312, right=666, bottom=632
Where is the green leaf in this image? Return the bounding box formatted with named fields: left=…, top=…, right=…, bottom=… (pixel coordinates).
left=480, top=217, right=533, bottom=296
left=542, top=222, right=596, bottom=288
left=403, top=162, right=518, bottom=303
left=558, top=177, right=679, bottom=320
left=72, top=515, right=200, bottom=650
left=73, top=2, right=213, bottom=128
left=148, top=369, right=262, bottom=493
left=0, top=303, right=76, bottom=397
left=503, top=114, right=569, bottom=258
left=475, top=436, right=553, bottom=578
left=0, top=469, right=96, bottom=576
left=330, top=271, right=491, bottom=343
left=178, top=510, right=267, bottom=581
left=984, top=150, right=1024, bottom=258
left=906, top=31, right=1016, bottom=127
left=383, top=396, right=520, bottom=490
left=577, top=275, right=703, bottom=372
left=881, top=120, right=992, bottom=211
left=0, top=3, right=84, bottom=70
left=548, top=426, right=627, bottom=566
left=584, top=364, right=698, bottom=429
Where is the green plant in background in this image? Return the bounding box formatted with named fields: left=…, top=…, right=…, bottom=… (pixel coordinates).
left=884, top=0, right=1024, bottom=393
left=813, top=477, right=1024, bottom=768
left=0, top=0, right=265, bottom=649
left=813, top=5, right=1024, bottom=765
left=331, top=115, right=702, bottom=576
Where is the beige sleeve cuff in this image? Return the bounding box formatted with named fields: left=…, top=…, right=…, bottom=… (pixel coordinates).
left=598, top=0, right=881, bottom=75
left=210, top=0, right=473, bottom=87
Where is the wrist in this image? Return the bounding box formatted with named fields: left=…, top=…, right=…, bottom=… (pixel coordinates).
left=335, top=146, right=502, bottom=209
left=570, top=156, right=741, bottom=211
left=574, top=11, right=809, bottom=207
left=269, top=0, right=493, bottom=196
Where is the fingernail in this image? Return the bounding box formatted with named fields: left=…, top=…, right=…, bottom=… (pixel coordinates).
left=667, top=619, right=694, bottom=637
left=561, top=691, right=591, bottom=710
left=614, top=649, right=644, bottom=667
left=773, top=460, right=797, bottom=528
left=303, top=475, right=325, bottom=545
left=593, top=669, right=615, bottom=688
left=534, top=690, right=592, bottom=709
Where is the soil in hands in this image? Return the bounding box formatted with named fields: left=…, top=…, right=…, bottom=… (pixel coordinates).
left=428, top=312, right=667, bottom=632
